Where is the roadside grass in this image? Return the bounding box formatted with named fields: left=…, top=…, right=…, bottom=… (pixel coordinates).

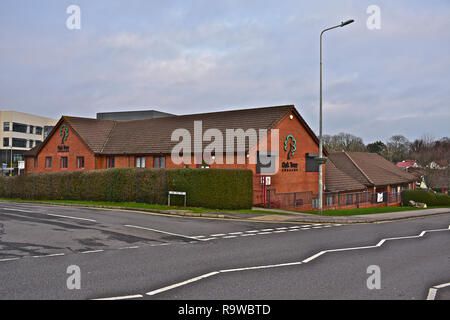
left=304, top=205, right=450, bottom=216
left=0, top=198, right=293, bottom=216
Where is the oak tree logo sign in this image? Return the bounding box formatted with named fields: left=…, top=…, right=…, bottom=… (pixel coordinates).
left=60, top=125, right=69, bottom=145
left=284, top=135, right=296, bottom=160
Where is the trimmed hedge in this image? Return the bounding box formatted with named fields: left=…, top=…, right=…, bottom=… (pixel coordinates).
left=401, top=189, right=450, bottom=207
left=0, top=168, right=253, bottom=210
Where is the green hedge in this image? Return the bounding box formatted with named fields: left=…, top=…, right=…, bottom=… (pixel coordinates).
left=401, top=189, right=450, bottom=206
left=0, top=168, right=253, bottom=210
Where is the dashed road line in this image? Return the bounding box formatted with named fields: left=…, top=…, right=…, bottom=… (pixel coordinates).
left=190, top=223, right=338, bottom=241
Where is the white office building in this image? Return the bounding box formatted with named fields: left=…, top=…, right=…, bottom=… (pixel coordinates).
left=0, top=110, right=57, bottom=165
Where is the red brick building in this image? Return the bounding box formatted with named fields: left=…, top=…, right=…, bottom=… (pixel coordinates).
left=24, top=105, right=323, bottom=206
left=23, top=105, right=416, bottom=210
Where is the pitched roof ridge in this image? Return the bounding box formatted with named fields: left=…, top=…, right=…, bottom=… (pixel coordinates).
left=100, top=120, right=117, bottom=153
left=112, top=105, right=295, bottom=124
left=344, top=151, right=375, bottom=185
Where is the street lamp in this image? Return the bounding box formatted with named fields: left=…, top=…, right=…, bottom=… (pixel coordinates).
left=317, top=19, right=354, bottom=214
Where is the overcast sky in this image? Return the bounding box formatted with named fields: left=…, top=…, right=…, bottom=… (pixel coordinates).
left=1, top=0, right=449, bottom=143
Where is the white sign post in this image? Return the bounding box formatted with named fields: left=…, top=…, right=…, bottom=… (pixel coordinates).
left=18, top=161, right=25, bottom=175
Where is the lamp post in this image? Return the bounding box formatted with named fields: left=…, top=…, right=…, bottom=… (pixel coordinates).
left=317, top=19, right=354, bottom=214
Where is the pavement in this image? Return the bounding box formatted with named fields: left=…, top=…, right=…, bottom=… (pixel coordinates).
left=0, top=200, right=449, bottom=300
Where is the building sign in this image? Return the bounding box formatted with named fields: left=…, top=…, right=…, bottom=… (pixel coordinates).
left=377, top=193, right=384, bottom=203
left=282, top=135, right=298, bottom=172
left=18, top=161, right=25, bottom=169
left=58, top=124, right=70, bottom=152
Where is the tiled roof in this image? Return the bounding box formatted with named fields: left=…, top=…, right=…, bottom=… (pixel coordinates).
left=101, top=105, right=295, bottom=155
left=325, top=160, right=367, bottom=192
left=26, top=105, right=317, bottom=156
left=328, top=152, right=417, bottom=187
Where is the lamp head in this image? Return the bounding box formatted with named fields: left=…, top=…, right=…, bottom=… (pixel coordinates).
left=341, top=19, right=354, bottom=27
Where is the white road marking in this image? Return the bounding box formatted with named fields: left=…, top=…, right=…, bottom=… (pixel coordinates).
left=241, top=234, right=256, bottom=237
left=261, top=229, right=274, bottom=232
left=146, top=272, right=220, bottom=296
left=1, top=208, right=34, bottom=213
left=221, top=261, right=303, bottom=273
left=81, top=250, right=104, bottom=254
left=141, top=225, right=450, bottom=298
left=245, top=230, right=260, bottom=233
left=150, top=243, right=171, bottom=247
left=276, top=227, right=288, bottom=230
left=202, top=238, right=217, bottom=241
left=229, top=232, right=243, bottom=235
left=257, top=232, right=272, bottom=235
left=45, top=213, right=96, bottom=222
left=211, top=234, right=226, bottom=237
left=273, top=230, right=287, bottom=233
left=124, top=225, right=205, bottom=241
left=427, top=282, right=450, bottom=300
left=1, top=207, right=97, bottom=222
left=32, top=253, right=65, bottom=258
left=223, top=235, right=237, bottom=239
left=0, top=258, right=20, bottom=262
left=118, top=246, right=140, bottom=250
left=93, top=294, right=143, bottom=301
left=289, top=229, right=301, bottom=232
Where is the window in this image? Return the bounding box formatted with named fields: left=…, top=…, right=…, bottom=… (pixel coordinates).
left=3, top=122, right=10, bottom=132
left=12, top=122, right=28, bottom=133
left=312, top=198, right=319, bottom=209
left=35, top=140, right=42, bottom=146
left=306, top=153, right=320, bottom=172
left=77, top=157, right=85, bottom=169
left=107, top=156, right=115, bottom=168
left=12, top=138, right=27, bottom=148
left=45, top=157, right=52, bottom=168
left=3, top=138, right=9, bottom=147
left=35, top=126, right=43, bottom=135
left=136, top=156, right=146, bottom=168
left=346, top=194, right=353, bottom=205
left=44, top=126, right=53, bottom=139
left=13, top=154, right=23, bottom=162
left=154, top=156, right=165, bottom=168
left=28, top=140, right=33, bottom=148
left=34, top=157, right=38, bottom=168
left=326, top=196, right=334, bottom=206
left=29, top=125, right=34, bottom=134
left=60, top=157, right=68, bottom=169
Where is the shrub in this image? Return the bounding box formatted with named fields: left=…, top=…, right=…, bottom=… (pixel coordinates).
left=0, top=168, right=253, bottom=210
left=401, top=189, right=450, bottom=206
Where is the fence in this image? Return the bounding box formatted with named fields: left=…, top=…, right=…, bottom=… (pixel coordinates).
left=261, top=189, right=402, bottom=211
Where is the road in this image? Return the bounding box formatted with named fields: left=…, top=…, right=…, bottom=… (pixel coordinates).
left=0, top=201, right=449, bottom=300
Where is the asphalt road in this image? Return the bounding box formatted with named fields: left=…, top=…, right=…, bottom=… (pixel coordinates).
left=0, top=201, right=449, bottom=300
